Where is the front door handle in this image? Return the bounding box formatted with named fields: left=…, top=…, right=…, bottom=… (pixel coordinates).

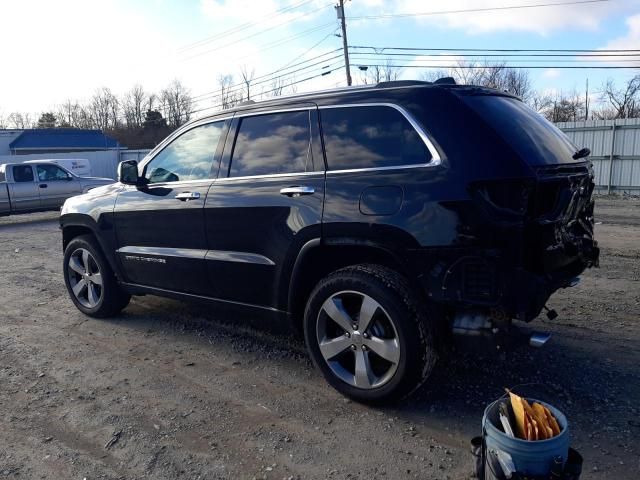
left=175, top=191, right=201, bottom=201
left=39, top=184, right=48, bottom=189
left=280, top=186, right=315, bottom=197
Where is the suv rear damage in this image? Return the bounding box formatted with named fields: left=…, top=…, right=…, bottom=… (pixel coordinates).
left=60, top=80, right=598, bottom=403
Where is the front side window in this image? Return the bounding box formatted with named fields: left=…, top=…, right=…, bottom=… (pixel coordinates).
left=321, top=105, right=432, bottom=170
left=37, top=164, right=70, bottom=181
left=12, top=165, right=34, bottom=182
left=229, top=111, right=312, bottom=177
left=145, top=122, right=224, bottom=184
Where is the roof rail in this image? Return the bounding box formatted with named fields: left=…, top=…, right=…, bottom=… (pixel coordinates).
left=375, top=80, right=431, bottom=89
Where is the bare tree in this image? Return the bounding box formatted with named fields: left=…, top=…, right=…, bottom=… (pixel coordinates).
left=240, top=65, right=255, bottom=101
left=217, top=74, right=238, bottom=109
left=420, top=68, right=450, bottom=83
left=363, top=60, right=402, bottom=85
left=268, top=77, right=287, bottom=97
left=0, top=111, right=7, bottom=129
left=502, top=69, right=533, bottom=104
left=122, top=85, right=147, bottom=128
left=599, top=76, right=640, bottom=119
left=56, top=100, right=77, bottom=127
left=161, top=79, right=193, bottom=128
left=529, top=92, right=554, bottom=116
left=7, top=112, right=29, bottom=129
left=90, top=87, right=120, bottom=130
left=420, top=61, right=533, bottom=102
left=542, top=90, right=586, bottom=123
left=266, top=76, right=298, bottom=97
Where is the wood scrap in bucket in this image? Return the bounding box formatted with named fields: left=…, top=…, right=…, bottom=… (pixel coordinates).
left=506, top=389, right=561, bottom=441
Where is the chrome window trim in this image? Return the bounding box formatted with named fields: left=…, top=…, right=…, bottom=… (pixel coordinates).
left=120, top=178, right=216, bottom=188
left=215, top=170, right=323, bottom=183
left=139, top=100, right=443, bottom=184
left=318, top=103, right=442, bottom=171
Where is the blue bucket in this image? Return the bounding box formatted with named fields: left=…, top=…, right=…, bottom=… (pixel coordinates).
left=482, top=398, right=569, bottom=477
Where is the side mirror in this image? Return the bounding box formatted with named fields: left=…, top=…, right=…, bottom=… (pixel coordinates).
left=118, top=160, right=140, bottom=185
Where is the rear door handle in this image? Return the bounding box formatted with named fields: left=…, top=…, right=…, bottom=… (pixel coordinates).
left=175, top=191, right=201, bottom=201
left=279, top=186, right=315, bottom=197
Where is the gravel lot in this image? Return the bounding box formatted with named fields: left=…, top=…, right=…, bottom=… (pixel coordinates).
left=0, top=197, right=638, bottom=480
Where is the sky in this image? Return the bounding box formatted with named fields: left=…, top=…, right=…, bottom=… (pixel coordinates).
left=0, top=0, right=639, bottom=119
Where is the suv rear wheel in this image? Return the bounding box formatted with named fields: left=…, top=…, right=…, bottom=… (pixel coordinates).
left=303, top=264, right=437, bottom=403
left=63, top=235, right=131, bottom=318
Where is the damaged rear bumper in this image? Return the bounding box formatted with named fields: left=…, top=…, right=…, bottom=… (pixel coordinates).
left=413, top=161, right=600, bottom=323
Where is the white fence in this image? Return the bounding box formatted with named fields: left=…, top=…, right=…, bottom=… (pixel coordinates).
left=558, top=118, right=640, bottom=194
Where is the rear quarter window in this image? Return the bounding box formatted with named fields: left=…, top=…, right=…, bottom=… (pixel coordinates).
left=464, top=95, right=578, bottom=166
left=320, top=105, right=432, bottom=170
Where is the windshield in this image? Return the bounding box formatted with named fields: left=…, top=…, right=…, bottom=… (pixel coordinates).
left=464, top=95, right=579, bottom=166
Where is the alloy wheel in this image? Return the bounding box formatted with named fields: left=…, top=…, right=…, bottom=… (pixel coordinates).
left=67, top=248, right=103, bottom=309
left=316, top=290, right=400, bottom=389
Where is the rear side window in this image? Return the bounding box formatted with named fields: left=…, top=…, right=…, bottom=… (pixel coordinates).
left=145, top=121, right=225, bottom=184
left=320, top=105, right=432, bottom=170
left=229, top=111, right=312, bottom=177
left=464, top=95, right=578, bottom=166
left=12, top=165, right=34, bottom=182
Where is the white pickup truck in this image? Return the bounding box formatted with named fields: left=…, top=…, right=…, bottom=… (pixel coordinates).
left=0, top=160, right=113, bottom=216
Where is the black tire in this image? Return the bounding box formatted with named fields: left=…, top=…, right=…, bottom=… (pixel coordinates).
left=63, top=235, right=131, bottom=318
left=303, top=264, right=437, bottom=404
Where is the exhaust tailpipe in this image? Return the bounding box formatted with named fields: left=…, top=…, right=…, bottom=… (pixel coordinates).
left=529, top=331, right=552, bottom=348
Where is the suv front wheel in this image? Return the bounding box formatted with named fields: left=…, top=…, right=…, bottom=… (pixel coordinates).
left=63, top=235, right=131, bottom=318
left=304, top=264, right=437, bottom=404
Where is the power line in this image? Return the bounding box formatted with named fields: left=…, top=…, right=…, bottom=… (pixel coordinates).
left=178, top=0, right=317, bottom=52
left=227, top=23, right=337, bottom=64
left=346, top=0, right=610, bottom=20
left=350, top=56, right=640, bottom=65
left=189, top=68, right=339, bottom=117
left=276, top=31, right=338, bottom=71
left=180, top=4, right=334, bottom=61
left=351, top=63, right=640, bottom=69
left=350, top=46, right=640, bottom=53
left=349, top=51, right=640, bottom=58
left=189, top=49, right=341, bottom=103
left=188, top=56, right=344, bottom=107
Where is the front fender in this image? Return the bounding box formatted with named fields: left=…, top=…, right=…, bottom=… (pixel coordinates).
left=60, top=183, right=123, bottom=278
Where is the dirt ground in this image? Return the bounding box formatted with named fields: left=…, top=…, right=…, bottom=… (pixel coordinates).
left=0, top=197, right=638, bottom=480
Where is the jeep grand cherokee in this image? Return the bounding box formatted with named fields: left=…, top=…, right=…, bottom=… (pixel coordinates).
left=60, top=80, right=599, bottom=403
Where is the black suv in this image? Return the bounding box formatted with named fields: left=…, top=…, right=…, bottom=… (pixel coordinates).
left=60, top=80, right=599, bottom=403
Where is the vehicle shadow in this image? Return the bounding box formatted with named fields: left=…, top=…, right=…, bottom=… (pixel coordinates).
left=102, top=295, right=636, bottom=458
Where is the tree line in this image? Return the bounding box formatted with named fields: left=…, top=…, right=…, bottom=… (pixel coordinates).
left=420, top=61, right=640, bottom=123
left=1, top=65, right=640, bottom=149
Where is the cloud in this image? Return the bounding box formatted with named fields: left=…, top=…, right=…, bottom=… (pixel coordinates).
left=543, top=68, right=562, bottom=79
left=355, top=0, right=633, bottom=35
left=200, top=0, right=323, bottom=29
left=602, top=13, right=640, bottom=49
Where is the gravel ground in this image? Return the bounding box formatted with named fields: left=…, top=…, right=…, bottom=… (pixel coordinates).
left=0, top=197, right=638, bottom=480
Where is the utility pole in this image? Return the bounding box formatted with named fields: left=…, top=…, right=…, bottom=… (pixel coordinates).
left=336, top=0, right=352, bottom=86
left=585, top=78, right=590, bottom=120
